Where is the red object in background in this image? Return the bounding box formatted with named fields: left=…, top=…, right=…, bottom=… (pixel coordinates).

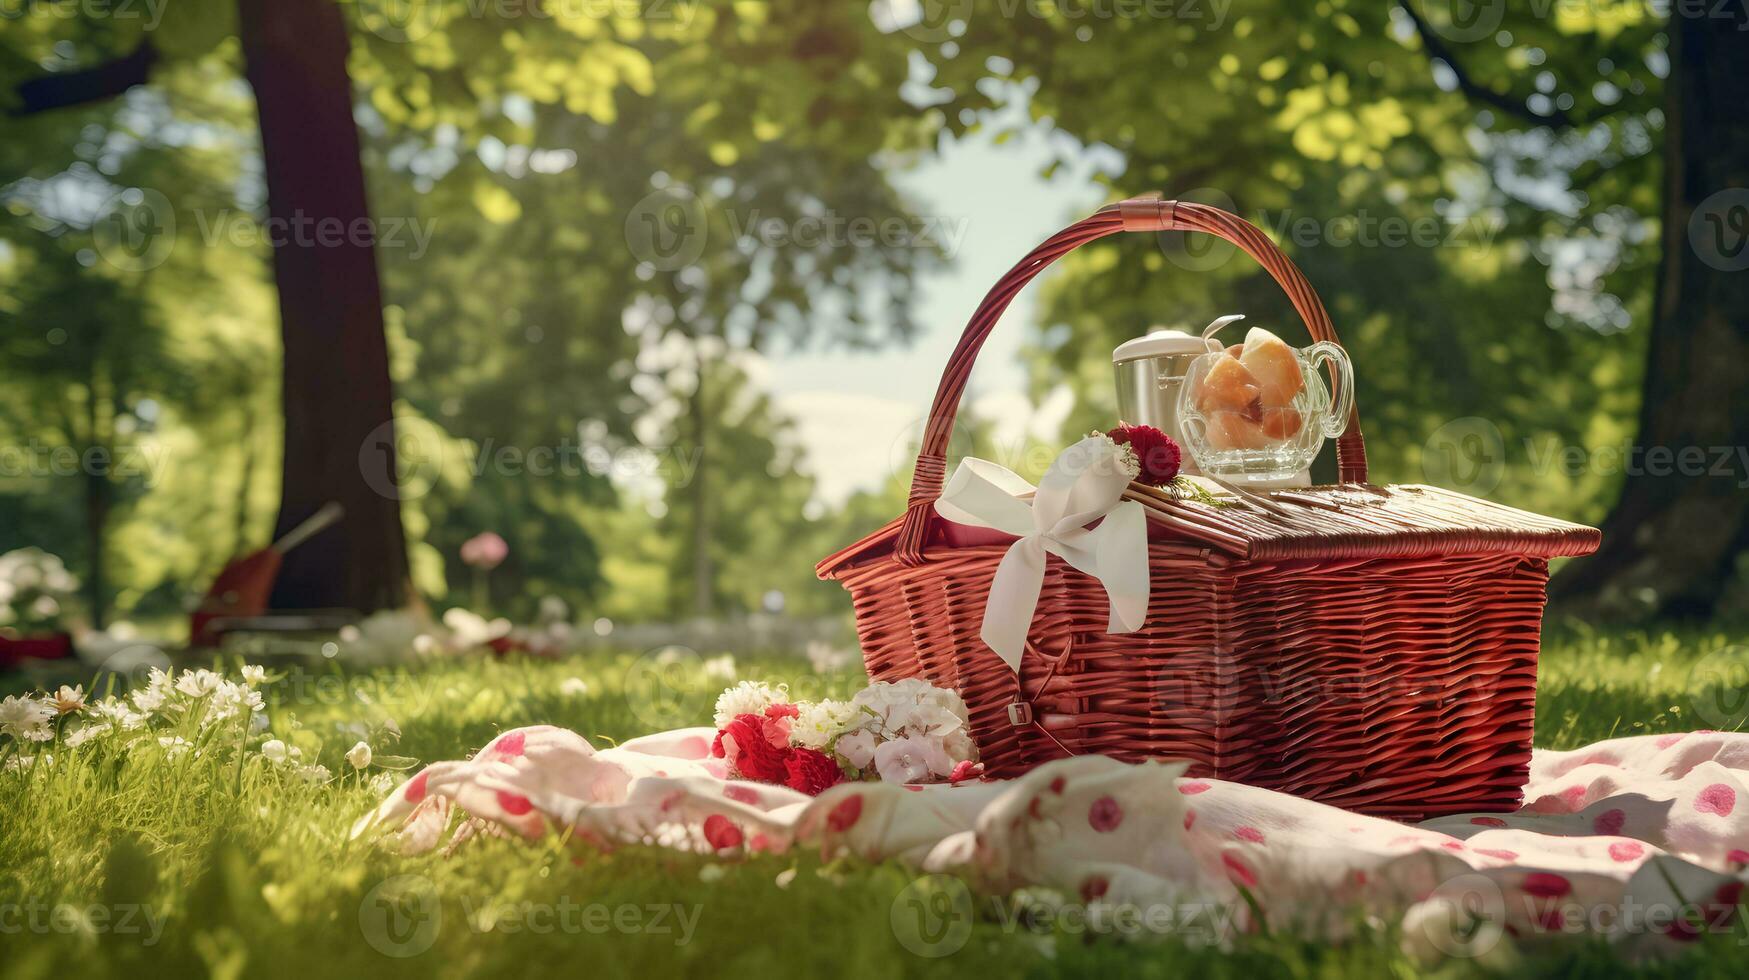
left=0, top=633, right=73, bottom=668
left=189, top=503, right=343, bottom=647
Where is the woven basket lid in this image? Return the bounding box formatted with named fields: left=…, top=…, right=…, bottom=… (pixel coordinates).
left=817, top=481, right=1600, bottom=579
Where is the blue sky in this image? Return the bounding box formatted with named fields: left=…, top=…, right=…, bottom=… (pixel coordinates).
left=767, top=116, right=1118, bottom=504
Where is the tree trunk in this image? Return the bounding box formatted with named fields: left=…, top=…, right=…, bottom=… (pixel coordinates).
left=1551, top=7, right=1749, bottom=618
left=237, top=0, right=409, bottom=613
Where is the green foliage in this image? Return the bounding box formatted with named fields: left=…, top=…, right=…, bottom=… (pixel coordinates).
left=916, top=1, right=1666, bottom=522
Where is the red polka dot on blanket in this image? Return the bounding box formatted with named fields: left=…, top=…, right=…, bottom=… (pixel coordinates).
left=1222, top=853, right=1258, bottom=888
left=490, top=731, right=525, bottom=758
left=1695, top=783, right=1737, bottom=817
left=1522, top=872, right=1572, bottom=898
left=403, top=771, right=428, bottom=804
left=1089, top=796, right=1123, bottom=832
left=827, top=793, right=863, bottom=832
left=496, top=791, right=533, bottom=816
left=723, top=785, right=760, bottom=805
left=1235, top=826, right=1265, bottom=843
left=703, top=814, right=742, bottom=850
left=1470, top=816, right=1507, bottom=827
left=1593, top=808, right=1626, bottom=835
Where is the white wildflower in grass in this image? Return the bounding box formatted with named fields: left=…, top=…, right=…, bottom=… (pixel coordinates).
left=4, top=752, right=52, bottom=772
left=345, top=741, right=372, bottom=770
left=792, top=699, right=860, bottom=750
left=88, top=697, right=147, bottom=732
left=712, top=680, right=788, bottom=728
left=175, top=669, right=224, bottom=698
left=701, top=654, right=737, bottom=682
left=261, top=739, right=290, bottom=764
left=130, top=668, right=174, bottom=715
left=368, top=772, right=397, bottom=794
left=48, top=685, right=86, bottom=715
left=0, top=695, right=55, bottom=742
left=295, top=764, right=331, bottom=785
left=156, top=736, right=192, bottom=759
left=240, top=665, right=268, bottom=687
left=63, top=723, right=111, bottom=748
left=805, top=642, right=853, bottom=674
left=202, top=682, right=264, bottom=726
left=558, top=677, right=590, bottom=698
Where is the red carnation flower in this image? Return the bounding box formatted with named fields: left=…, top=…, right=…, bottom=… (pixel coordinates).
left=784, top=747, right=845, bottom=795
left=718, top=713, right=793, bottom=783
left=1108, top=423, right=1182, bottom=486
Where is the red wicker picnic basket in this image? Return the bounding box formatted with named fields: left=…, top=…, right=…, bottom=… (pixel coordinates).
left=816, top=198, right=1601, bottom=820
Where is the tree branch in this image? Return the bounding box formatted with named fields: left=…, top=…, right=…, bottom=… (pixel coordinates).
left=1396, top=0, right=1577, bottom=129
left=9, top=42, right=159, bottom=117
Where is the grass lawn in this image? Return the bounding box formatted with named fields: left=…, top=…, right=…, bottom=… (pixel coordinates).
left=5, top=622, right=1749, bottom=978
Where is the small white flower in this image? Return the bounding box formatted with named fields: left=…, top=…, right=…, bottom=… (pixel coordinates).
left=131, top=668, right=174, bottom=715
left=295, top=764, right=331, bottom=785
left=4, top=752, right=52, bottom=772
left=240, top=665, right=267, bottom=687
left=701, top=654, right=738, bottom=682
left=805, top=642, right=853, bottom=674
left=712, top=680, right=787, bottom=728
left=558, top=677, right=590, bottom=698
left=873, top=736, right=952, bottom=784
left=156, top=736, right=192, bottom=759
left=0, top=695, right=54, bottom=742
left=793, top=699, right=860, bottom=750
left=63, top=723, right=111, bottom=748
left=368, top=772, right=397, bottom=794
left=48, top=685, right=86, bottom=715
left=345, top=741, right=372, bottom=770
left=89, top=697, right=147, bottom=731
left=175, top=669, right=224, bottom=698
left=261, top=739, right=290, bottom=764
left=835, top=728, right=877, bottom=769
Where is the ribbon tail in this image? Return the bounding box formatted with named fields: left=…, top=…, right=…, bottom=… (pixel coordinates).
left=1091, top=500, right=1150, bottom=634
left=980, top=537, right=1047, bottom=672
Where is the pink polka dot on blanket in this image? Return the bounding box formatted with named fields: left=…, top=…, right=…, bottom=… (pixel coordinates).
left=403, top=771, right=428, bottom=804
left=723, top=785, right=760, bottom=805
left=1608, top=841, right=1645, bottom=862
left=1178, top=781, right=1211, bottom=795
left=1235, top=826, right=1265, bottom=843
left=1222, top=853, right=1258, bottom=888
left=827, top=794, right=863, bottom=832
left=1695, top=783, right=1738, bottom=817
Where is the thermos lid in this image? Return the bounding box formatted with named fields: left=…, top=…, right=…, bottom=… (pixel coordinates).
left=1111, top=327, right=1211, bottom=363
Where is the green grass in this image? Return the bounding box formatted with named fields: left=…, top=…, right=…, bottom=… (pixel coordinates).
left=4, top=623, right=1749, bottom=979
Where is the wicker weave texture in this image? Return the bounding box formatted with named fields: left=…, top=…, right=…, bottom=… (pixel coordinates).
left=835, top=545, right=1549, bottom=819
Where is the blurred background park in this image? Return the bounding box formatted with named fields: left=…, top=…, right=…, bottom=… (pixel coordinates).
left=1, top=0, right=1746, bottom=655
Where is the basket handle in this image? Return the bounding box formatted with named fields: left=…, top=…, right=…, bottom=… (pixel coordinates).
left=894, top=197, right=1368, bottom=566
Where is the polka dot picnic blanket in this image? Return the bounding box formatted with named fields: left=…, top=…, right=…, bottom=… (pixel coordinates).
left=352, top=726, right=1749, bottom=957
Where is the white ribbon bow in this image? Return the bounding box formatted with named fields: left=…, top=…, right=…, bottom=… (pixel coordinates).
left=933, top=435, right=1151, bottom=672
